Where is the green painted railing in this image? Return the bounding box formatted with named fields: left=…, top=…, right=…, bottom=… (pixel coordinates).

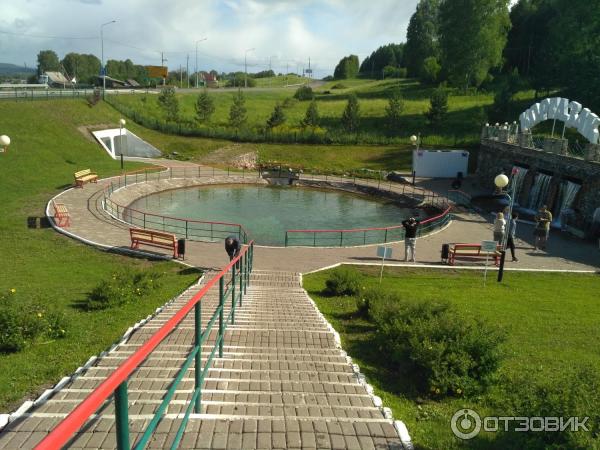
left=103, top=167, right=251, bottom=244
left=285, top=206, right=453, bottom=247
left=36, top=242, right=254, bottom=450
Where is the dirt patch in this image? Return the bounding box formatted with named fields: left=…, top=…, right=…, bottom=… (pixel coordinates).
left=76, top=124, right=116, bottom=143
left=200, top=144, right=258, bottom=169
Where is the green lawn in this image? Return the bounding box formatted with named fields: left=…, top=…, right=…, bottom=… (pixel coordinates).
left=303, top=266, right=600, bottom=449
left=109, top=78, right=533, bottom=148
left=0, top=99, right=201, bottom=411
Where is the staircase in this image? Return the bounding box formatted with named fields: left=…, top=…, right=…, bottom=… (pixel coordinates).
left=0, top=270, right=406, bottom=449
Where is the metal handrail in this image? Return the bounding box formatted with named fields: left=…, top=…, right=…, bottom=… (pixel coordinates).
left=35, top=242, right=255, bottom=450
left=284, top=205, right=453, bottom=247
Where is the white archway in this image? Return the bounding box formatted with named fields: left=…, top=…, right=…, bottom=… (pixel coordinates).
left=519, top=97, right=600, bottom=144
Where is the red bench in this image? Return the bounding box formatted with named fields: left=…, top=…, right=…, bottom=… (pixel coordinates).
left=130, top=228, right=178, bottom=258
left=52, top=200, right=70, bottom=228
left=448, top=243, right=501, bottom=266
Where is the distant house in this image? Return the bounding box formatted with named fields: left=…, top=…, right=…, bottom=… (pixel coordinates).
left=202, top=73, right=219, bottom=88
left=43, top=71, right=74, bottom=88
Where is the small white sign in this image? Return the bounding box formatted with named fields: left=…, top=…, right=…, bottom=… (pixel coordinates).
left=481, top=240, right=498, bottom=253
left=377, top=246, right=392, bottom=259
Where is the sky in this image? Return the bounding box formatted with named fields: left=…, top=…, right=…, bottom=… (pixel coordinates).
left=0, top=0, right=421, bottom=78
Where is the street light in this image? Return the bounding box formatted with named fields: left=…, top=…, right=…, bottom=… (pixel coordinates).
left=494, top=170, right=517, bottom=282
left=119, top=118, right=126, bottom=170
left=100, top=20, right=117, bottom=99
left=0, top=135, right=10, bottom=153
left=195, top=38, right=207, bottom=88
left=245, top=48, right=255, bottom=89
left=410, top=133, right=421, bottom=150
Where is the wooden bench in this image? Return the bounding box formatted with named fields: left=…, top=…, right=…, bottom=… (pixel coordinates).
left=448, top=243, right=501, bottom=266
left=51, top=200, right=70, bottom=227
left=130, top=228, right=178, bottom=258
left=74, top=169, right=98, bottom=188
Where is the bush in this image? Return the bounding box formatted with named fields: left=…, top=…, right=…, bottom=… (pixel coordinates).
left=420, top=57, right=441, bottom=84
left=281, top=97, right=298, bottom=109
left=371, top=297, right=505, bottom=397
left=0, top=289, right=67, bottom=353
left=355, top=286, right=391, bottom=317
left=331, top=83, right=348, bottom=89
left=425, top=87, right=448, bottom=126
left=293, top=85, right=314, bottom=101
left=324, top=267, right=361, bottom=296
left=84, top=270, right=162, bottom=311
left=266, top=103, right=286, bottom=129
left=492, top=366, right=600, bottom=449
left=341, top=93, right=360, bottom=133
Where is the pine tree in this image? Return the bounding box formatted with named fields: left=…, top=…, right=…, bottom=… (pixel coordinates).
left=266, top=103, right=286, bottom=129
left=425, top=87, right=448, bottom=125
left=229, top=90, right=247, bottom=129
left=195, top=90, right=215, bottom=123
left=341, top=94, right=360, bottom=132
left=301, top=100, right=320, bottom=128
left=385, top=90, right=404, bottom=131
left=157, top=86, right=179, bottom=122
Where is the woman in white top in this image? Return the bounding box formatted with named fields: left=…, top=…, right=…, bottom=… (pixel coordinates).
left=493, top=212, right=506, bottom=244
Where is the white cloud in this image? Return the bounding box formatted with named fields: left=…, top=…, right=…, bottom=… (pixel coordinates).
left=1, top=0, right=419, bottom=77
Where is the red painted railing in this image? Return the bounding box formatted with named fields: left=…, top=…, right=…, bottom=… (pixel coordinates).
left=35, top=242, right=254, bottom=450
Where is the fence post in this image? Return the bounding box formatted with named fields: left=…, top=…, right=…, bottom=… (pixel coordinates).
left=186, top=220, right=189, bottom=239
left=384, top=228, right=388, bottom=243
left=231, top=264, right=236, bottom=324
left=239, top=253, right=244, bottom=307
left=340, top=232, right=343, bottom=247
left=114, top=382, right=131, bottom=450
left=219, top=277, right=224, bottom=358
left=244, top=252, right=249, bottom=294
left=194, top=301, right=202, bottom=413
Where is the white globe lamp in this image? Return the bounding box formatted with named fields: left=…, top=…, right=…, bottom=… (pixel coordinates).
left=0, top=135, right=10, bottom=153
left=494, top=174, right=509, bottom=189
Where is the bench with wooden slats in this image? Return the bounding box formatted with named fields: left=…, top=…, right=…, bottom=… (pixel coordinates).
left=74, top=169, right=98, bottom=188
left=51, top=200, right=70, bottom=227
left=448, top=243, right=501, bottom=266
left=130, top=228, right=178, bottom=258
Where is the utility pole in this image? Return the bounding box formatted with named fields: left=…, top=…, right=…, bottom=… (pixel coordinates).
left=269, top=56, right=272, bottom=88
left=161, top=52, right=168, bottom=85
left=186, top=54, right=189, bottom=88
left=179, top=64, right=182, bottom=88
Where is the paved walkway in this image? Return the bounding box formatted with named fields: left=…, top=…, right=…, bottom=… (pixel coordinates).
left=49, top=163, right=599, bottom=273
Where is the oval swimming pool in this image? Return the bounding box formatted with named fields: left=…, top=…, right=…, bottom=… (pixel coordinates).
left=129, top=184, right=417, bottom=246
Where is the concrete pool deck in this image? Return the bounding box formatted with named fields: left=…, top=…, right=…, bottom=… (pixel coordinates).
left=50, top=160, right=599, bottom=274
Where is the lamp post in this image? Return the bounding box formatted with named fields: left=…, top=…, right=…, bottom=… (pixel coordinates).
left=410, top=134, right=421, bottom=185
left=244, top=48, right=255, bottom=89
left=0, top=135, right=10, bottom=153
left=195, top=38, right=207, bottom=88
left=494, top=170, right=517, bottom=282
left=101, top=20, right=117, bottom=99
left=119, top=118, right=126, bottom=170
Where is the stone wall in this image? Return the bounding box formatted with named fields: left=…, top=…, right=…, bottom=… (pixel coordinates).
left=477, top=139, right=600, bottom=234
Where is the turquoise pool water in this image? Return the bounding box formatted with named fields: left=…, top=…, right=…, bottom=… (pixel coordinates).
left=129, top=184, right=415, bottom=246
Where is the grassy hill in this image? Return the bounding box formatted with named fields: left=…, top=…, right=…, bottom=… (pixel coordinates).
left=108, top=78, right=536, bottom=148
left=0, top=100, right=200, bottom=411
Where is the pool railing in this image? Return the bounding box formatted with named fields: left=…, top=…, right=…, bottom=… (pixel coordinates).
left=35, top=241, right=254, bottom=450
left=284, top=206, right=453, bottom=247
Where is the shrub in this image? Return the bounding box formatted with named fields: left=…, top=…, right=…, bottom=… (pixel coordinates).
left=84, top=270, right=162, bottom=311
left=371, top=298, right=505, bottom=397
left=266, top=103, right=286, bottom=129
left=301, top=100, right=320, bottom=129
left=341, top=93, right=360, bottom=133
left=157, top=86, right=179, bottom=122
left=229, top=90, right=247, bottom=129
left=293, top=85, right=314, bottom=101
left=324, top=267, right=361, bottom=296
left=194, top=90, right=215, bottom=123
left=281, top=97, right=298, bottom=109
left=331, top=83, right=348, bottom=89
left=385, top=89, right=404, bottom=131
left=492, top=366, right=600, bottom=449
left=0, top=289, right=67, bottom=353
left=420, top=57, right=441, bottom=84
left=355, top=286, right=390, bottom=317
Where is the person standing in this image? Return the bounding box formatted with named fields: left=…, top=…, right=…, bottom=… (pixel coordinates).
left=506, top=212, right=519, bottom=262
left=224, top=235, right=241, bottom=261
left=493, top=212, right=506, bottom=244
left=534, top=205, right=553, bottom=250
left=402, top=217, right=420, bottom=262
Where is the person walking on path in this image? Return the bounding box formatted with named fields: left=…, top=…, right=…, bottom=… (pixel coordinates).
left=493, top=212, right=506, bottom=244
left=224, top=235, right=241, bottom=261
left=534, top=205, right=553, bottom=250
left=507, top=212, right=519, bottom=262
left=402, top=217, right=420, bottom=262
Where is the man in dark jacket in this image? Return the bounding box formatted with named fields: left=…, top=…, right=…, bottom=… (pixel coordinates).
left=225, top=235, right=241, bottom=261
left=402, top=217, right=420, bottom=262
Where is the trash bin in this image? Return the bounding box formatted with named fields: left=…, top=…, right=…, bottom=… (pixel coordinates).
left=177, top=239, right=186, bottom=260
left=441, top=243, right=450, bottom=263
